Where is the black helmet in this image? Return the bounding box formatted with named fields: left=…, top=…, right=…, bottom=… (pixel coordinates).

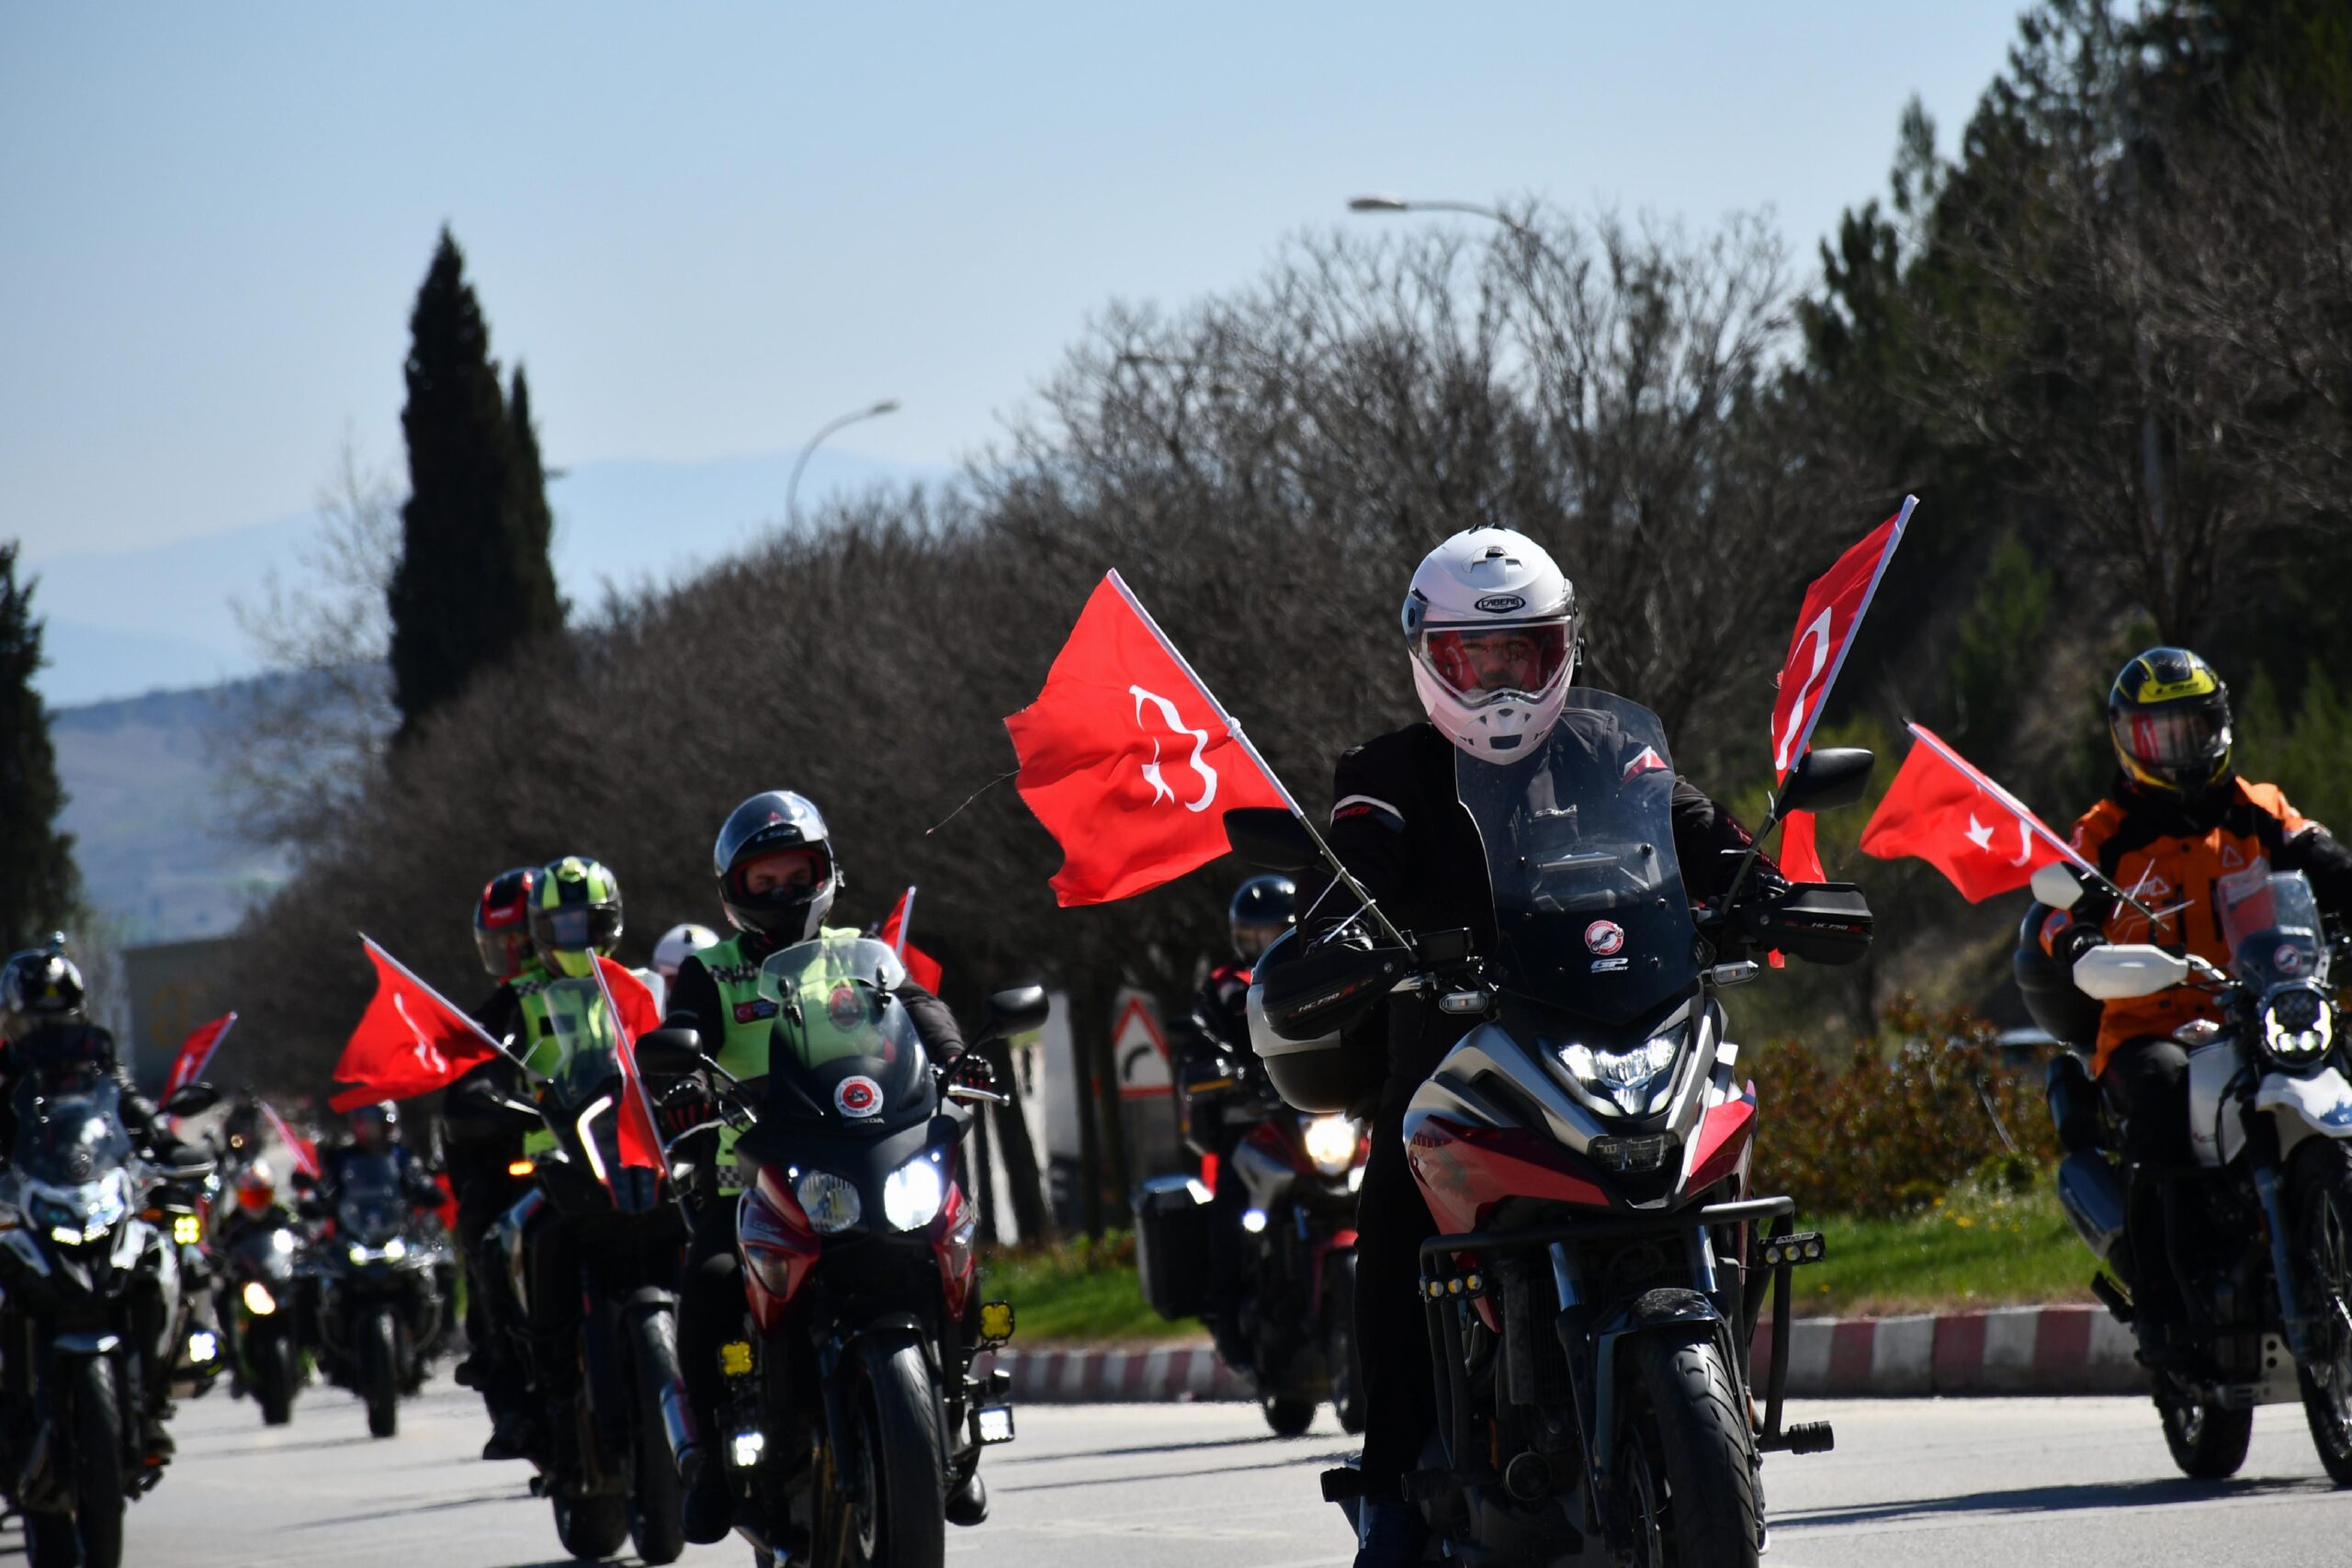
left=473, top=865, right=540, bottom=980
left=713, top=791, right=839, bottom=942
left=2109, top=648, right=2233, bottom=805
left=528, top=856, right=625, bottom=980
left=347, top=1100, right=401, bottom=1156
left=1229, top=874, right=1298, bottom=962
left=0, top=937, right=85, bottom=1043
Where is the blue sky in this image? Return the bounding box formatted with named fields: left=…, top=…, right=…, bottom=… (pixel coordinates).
left=2, top=3, right=2030, bottom=567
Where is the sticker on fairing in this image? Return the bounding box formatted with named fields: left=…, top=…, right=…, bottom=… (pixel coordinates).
left=835, top=1076, right=884, bottom=1119
left=1585, top=919, right=1625, bottom=955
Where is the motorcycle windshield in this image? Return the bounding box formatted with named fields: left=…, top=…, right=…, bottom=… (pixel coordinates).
left=336, top=1154, right=408, bottom=1246
left=13, top=1078, right=132, bottom=1189
left=539, top=976, right=622, bottom=1108
left=755, top=936, right=929, bottom=1129
left=1454, top=688, right=1701, bottom=1026
left=2217, top=867, right=2328, bottom=988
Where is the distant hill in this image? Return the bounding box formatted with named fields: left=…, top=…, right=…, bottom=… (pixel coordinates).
left=51, top=680, right=295, bottom=944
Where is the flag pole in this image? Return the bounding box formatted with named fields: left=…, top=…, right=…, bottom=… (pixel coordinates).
left=1103, top=571, right=1410, bottom=948
left=893, top=886, right=915, bottom=961
left=1901, top=727, right=2160, bottom=922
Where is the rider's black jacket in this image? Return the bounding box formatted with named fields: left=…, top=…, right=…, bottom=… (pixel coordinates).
left=441, top=985, right=534, bottom=1150
left=313, top=1142, right=442, bottom=1211
left=0, top=1021, right=171, bottom=1156
left=1320, top=716, right=1770, bottom=1093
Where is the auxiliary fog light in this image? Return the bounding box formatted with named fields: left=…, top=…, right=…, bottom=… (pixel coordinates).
left=977, top=1405, right=1016, bottom=1445
left=242, top=1281, right=278, bottom=1317
left=172, top=1213, right=204, bottom=1247
left=187, top=1329, right=220, bottom=1364
left=1303, top=1115, right=1361, bottom=1176
left=1240, top=1208, right=1269, bottom=1235
left=728, top=1428, right=767, bottom=1470
left=381, top=1236, right=408, bottom=1262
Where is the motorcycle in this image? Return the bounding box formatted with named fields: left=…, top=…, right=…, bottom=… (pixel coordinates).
left=0, top=1073, right=218, bottom=1568
left=481, top=976, right=692, bottom=1565
left=219, top=1206, right=306, bottom=1425
left=1138, top=1019, right=1368, bottom=1436
left=639, top=935, right=1037, bottom=1568
left=1238, top=691, right=1874, bottom=1567
left=2033, top=862, right=2352, bottom=1484
left=158, top=1168, right=227, bottom=1400
left=301, top=1152, right=453, bottom=1438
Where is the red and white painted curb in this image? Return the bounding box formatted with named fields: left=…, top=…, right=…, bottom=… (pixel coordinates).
left=986, top=1306, right=2144, bottom=1404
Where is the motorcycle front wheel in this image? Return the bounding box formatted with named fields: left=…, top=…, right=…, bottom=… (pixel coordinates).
left=360, top=1306, right=401, bottom=1438
left=820, top=1338, right=946, bottom=1568
left=624, top=1305, right=686, bottom=1565
left=1326, top=1251, right=1367, bottom=1436
left=2154, top=1378, right=2253, bottom=1479
left=2290, top=1137, right=2352, bottom=1485
left=1613, top=1323, right=1760, bottom=1568
left=69, top=1353, right=127, bottom=1568
left=254, top=1324, right=297, bottom=1427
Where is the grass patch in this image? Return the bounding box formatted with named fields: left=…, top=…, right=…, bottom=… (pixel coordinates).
left=979, top=1169, right=2101, bottom=1343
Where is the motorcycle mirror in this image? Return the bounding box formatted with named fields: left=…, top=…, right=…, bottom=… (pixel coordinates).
left=976, top=985, right=1051, bottom=1045
left=635, top=1027, right=707, bottom=1077
left=1223, top=807, right=1322, bottom=872
left=2072, top=943, right=2193, bottom=1000
left=2030, top=861, right=2086, bottom=910
left=161, top=1081, right=221, bottom=1118
left=1775, top=748, right=1875, bottom=818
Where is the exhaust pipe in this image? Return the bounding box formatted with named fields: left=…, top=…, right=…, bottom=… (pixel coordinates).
left=2055, top=1153, right=2126, bottom=1263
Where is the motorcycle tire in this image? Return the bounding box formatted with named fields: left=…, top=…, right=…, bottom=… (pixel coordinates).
left=624, top=1306, right=686, bottom=1565
left=552, top=1491, right=631, bottom=1560
left=69, top=1354, right=127, bottom=1568
left=1261, top=1395, right=1317, bottom=1438
left=361, top=1307, right=401, bottom=1439
left=821, top=1338, right=946, bottom=1568
left=257, top=1327, right=297, bottom=1427
left=2154, top=1380, right=2253, bottom=1480
left=1616, top=1322, right=1761, bottom=1568
left=2290, top=1138, right=2352, bottom=1485
left=1326, top=1253, right=1367, bottom=1436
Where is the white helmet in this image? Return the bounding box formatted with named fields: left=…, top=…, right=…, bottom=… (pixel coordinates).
left=652, top=921, right=721, bottom=980
left=1401, top=527, right=1579, bottom=762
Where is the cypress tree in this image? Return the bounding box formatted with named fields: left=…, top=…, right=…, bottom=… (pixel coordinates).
left=386, top=228, right=564, bottom=742
left=0, top=543, right=80, bottom=953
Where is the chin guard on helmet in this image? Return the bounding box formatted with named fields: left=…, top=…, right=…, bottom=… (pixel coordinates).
left=714, top=791, right=841, bottom=942
left=1402, top=527, right=1580, bottom=761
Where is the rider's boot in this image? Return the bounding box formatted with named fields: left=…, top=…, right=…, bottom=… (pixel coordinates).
left=681, top=1450, right=734, bottom=1546
left=1354, top=1495, right=1428, bottom=1567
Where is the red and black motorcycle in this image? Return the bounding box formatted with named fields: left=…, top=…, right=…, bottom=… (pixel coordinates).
left=645, top=936, right=1035, bottom=1568
left=1238, top=690, right=1874, bottom=1567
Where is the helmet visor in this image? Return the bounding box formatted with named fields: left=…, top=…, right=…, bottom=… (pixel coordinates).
left=1418, top=623, right=1572, bottom=705
left=727, top=846, right=831, bottom=907
left=534, top=904, right=623, bottom=955
left=1232, top=920, right=1288, bottom=962
left=2114, top=707, right=2230, bottom=773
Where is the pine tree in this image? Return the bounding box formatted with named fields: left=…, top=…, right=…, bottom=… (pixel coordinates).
left=386, top=229, right=564, bottom=742
left=0, top=544, right=81, bottom=953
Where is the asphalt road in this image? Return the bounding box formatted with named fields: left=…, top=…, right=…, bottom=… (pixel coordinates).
left=49, top=1376, right=2352, bottom=1567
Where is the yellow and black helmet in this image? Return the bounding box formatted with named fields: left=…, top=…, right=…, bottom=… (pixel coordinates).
left=2108, top=648, right=2233, bottom=804
left=528, top=856, right=625, bottom=979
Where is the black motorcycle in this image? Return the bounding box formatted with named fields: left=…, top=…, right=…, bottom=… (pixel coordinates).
left=302, top=1154, right=452, bottom=1438
left=0, top=1073, right=217, bottom=1568
left=639, top=936, right=1038, bottom=1568
left=482, top=976, right=691, bottom=1565
left=1140, top=1020, right=1367, bottom=1436
left=219, top=1206, right=306, bottom=1426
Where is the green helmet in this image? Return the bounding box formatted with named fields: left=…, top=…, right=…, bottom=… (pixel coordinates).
left=529, top=855, right=624, bottom=980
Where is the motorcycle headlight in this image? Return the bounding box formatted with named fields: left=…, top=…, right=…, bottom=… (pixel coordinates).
left=382, top=1235, right=407, bottom=1261
left=1304, top=1115, right=1360, bottom=1176
left=794, top=1169, right=863, bottom=1234
left=881, top=1156, right=945, bottom=1232
left=346, top=1242, right=370, bottom=1265
left=2264, top=987, right=2334, bottom=1066
left=243, top=1281, right=277, bottom=1316
left=1557, top=1030, right=1684, bottom=1117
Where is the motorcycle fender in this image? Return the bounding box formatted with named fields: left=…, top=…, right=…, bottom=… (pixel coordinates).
left=52, top=1330, right=122, bottom=1356
left=2187, top=1039, right=2241, bottom=1168
left=2256, top=1067, right=2352, bottom=1154
left=1590, top=1289, right=1720, bottom=1483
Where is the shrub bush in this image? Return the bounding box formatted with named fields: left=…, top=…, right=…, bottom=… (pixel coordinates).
left=1744, top=998, right=2060, bottom=1218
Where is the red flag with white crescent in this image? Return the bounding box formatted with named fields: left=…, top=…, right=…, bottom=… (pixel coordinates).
left=328, top=939, right=503, bottom=1112
left=1858, top=724, right=2077, bottom=902
left=162, top=1012, right=236, bottom=1099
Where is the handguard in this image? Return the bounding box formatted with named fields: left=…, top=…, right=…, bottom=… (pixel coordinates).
left=1743, top=882, right=1872, bottom=965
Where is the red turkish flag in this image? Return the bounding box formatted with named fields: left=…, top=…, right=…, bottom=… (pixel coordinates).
left=329, top=938, right=503, bottom=1111
left=1769, top=498, right=1915, bottom=882
left=1859, top=725, right=2073, bottom=902
left=161, top=1012, right=236, bottom=1099
left=586, top=961, right=667, bottom=1176
left=877, top=886, right=945, bottom=994
left=1005, top=573, right=1292, bottom=906
left=258, top=1100, right=320, bottom=1180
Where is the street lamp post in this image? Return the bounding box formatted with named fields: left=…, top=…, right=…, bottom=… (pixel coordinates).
left=786, top=398, right=901, bottom=531
left=1346, top=194, right=1559, bottom=268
